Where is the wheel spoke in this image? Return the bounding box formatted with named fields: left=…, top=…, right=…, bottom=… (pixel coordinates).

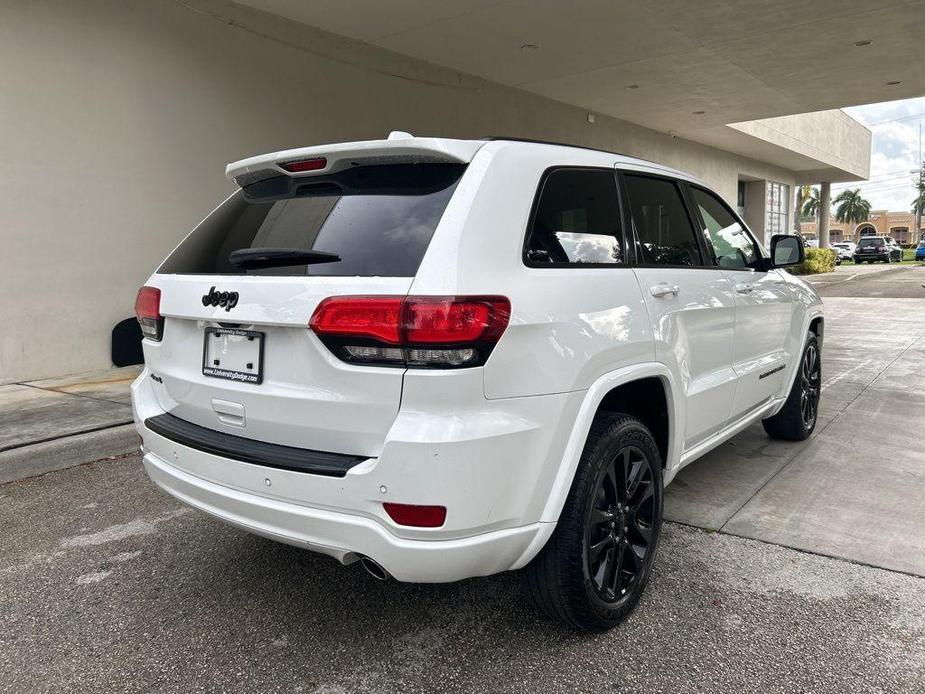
left=609, top=543, right=625, bottom=595
left=625, top=542, right=644, bottom=572
left=603, top=459, right=619, bottom=502
left=590, top=506, right=613, bottom=527
left=626, top=456, right=645, bottom=498
left=589, top=534, right=613, bottom=563
left=632, top=518, right=652, bottom=544
left=601, top=546, right=618, bottom=595
left=619, top=448, right=632, bottom=501
left=629, top=478, right=653, bottom=510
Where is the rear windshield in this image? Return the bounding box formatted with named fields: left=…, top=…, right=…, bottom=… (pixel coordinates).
left=858, top=238, right=883, bottom=247
left=159, top=163, right=465, bottom=277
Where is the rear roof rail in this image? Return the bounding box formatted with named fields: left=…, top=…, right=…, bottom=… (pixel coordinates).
left=480, top=136, right=632, bottom=159
left=481, top=136, right=680, bottom=174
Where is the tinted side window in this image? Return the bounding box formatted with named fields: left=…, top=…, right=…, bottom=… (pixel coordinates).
left=623, top=174, right=703, bottom=266
left=690, top=186, right=760, bottom=270
left=525, top=169, right=624, bottom=265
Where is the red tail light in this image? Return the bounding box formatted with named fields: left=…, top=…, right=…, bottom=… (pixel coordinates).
left=309, top=295, right=510, bottom=368
left=279, top=157, right=327, bottom=173
left=383, top=502, right=447, bottom=528
left=134, top=286, right=163, bottom=341
left=309, top=297, right=403, bottom=344
left=403, top=297, right=509, bottom=343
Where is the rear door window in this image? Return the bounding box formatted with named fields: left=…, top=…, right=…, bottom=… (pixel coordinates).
left=622, top=174, right=704, bottom=266
left=159, top=164, right=465, bottom=277
left=524, top=168, right=624, bottom=265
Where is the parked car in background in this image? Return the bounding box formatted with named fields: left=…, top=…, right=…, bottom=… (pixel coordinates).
left=803, top=238, right=819, bottom=248
left=832, top=242, right=855, bottom=262
left=915, top=240, right=925, bottom=261
left=853, top=236, right=902, bottom=263
left=131, top=134, right=823, bottom=632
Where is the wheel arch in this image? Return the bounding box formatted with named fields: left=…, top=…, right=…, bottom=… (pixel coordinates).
left=596, top=377, right=670, bottom=467
left=809, top=315, right=824, bottom=348
left=510, top=363, right=680, bottom=570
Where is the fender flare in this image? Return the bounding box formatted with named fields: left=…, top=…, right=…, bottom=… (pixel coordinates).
left=510, top=362, right=680, bottom=570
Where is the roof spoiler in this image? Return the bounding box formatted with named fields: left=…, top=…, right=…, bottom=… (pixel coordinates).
left=226, top=133, right=483, bottom=187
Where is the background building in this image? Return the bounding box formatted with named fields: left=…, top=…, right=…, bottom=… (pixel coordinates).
left=802, top=211, right=925, bottom=244
left=7, top=0, right=925, bottom=383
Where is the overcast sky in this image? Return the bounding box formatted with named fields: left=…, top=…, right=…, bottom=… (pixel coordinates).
left=833, top=97, right=925, bottom=212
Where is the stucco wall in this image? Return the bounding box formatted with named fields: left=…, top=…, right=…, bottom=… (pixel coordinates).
left=730, top=110, right=871, bottom=182
left=0, top=0, right=798, bottom=382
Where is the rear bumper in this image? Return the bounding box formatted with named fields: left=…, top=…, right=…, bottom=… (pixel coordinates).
left=132, top=368, right=581, bottom=582
left=142, top=449, right=541, bottom=582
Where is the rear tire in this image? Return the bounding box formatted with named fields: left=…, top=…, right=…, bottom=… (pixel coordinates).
left=762, top=332, right=821, bottom=441
left=521, top=413, right=663, bottom=631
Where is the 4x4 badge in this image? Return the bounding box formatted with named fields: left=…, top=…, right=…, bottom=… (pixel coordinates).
left=202, top=286, right=239, bottom=311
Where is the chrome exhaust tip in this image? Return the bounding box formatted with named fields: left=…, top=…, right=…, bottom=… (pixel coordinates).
left=358, top=556, right=391, bottom=581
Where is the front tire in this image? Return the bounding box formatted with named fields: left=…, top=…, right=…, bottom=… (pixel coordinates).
left=521, top=413, right=663, bottom=631
left=762, top=332, right=821, bottom=441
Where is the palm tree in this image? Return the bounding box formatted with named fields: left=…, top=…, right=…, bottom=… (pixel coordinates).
left=793, top=185, right=815, bottom=232
left=912, top=183, right=925, bottom=216
left=833, top=189, right=871, bottom=225
left=801, top=186, right=821, bottom=220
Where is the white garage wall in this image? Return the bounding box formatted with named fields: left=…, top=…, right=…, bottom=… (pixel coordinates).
left=0, top=0, right=796, bottom=382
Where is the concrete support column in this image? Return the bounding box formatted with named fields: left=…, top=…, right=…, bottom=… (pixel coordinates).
left=818, top=182, right=831, bottom=249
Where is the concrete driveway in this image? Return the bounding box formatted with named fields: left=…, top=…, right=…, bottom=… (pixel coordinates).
left=665, top=264, right=925, bottom=576
left=2, top=267, right=924, bottom=693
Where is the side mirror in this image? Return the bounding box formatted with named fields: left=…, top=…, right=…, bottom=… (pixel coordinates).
left=769, top=234, right=805, bottom=268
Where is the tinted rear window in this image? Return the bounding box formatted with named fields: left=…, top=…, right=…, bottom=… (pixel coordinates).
left=159, top=164, right=465, bottom=277
left=858, top=238, right=883, bottom=247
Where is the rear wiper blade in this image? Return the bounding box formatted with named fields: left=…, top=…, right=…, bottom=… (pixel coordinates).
left=229, top=247, right=341, bottom=270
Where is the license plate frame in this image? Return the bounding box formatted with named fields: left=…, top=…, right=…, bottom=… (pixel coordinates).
left=201, top=327, right=265, bottom=385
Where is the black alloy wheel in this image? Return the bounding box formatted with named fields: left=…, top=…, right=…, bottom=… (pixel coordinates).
left=522, top=413, right=663, bottom=631
left=799, top=340, right=821, bottom=430
left=585, top=445, right=656, bottom=605
left=762, top=332, right=822, bottom=441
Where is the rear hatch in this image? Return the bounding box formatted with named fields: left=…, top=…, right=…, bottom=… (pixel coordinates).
left=856, top=238, right=883, bottom=254
left=143, top=143, right=475, bottom=457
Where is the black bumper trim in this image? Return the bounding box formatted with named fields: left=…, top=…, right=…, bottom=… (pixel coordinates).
left=144, top=413, right=368, bottom=478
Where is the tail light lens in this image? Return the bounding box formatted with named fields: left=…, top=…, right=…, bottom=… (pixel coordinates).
left=309, top=295, right=510, bottom=368
left=134, top=286, right=163, bottom=341
left=383, top=502, right=447, bottom=528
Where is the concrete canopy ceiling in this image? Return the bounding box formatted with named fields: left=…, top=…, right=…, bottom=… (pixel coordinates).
left=236, top=0, right=924, bottom=137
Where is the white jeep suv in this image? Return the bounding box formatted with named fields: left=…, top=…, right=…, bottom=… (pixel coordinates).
left=132, top=134, right=822, bottom=631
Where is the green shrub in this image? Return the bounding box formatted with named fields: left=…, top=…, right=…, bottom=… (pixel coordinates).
left=788, top=247, right=837, bottom=275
